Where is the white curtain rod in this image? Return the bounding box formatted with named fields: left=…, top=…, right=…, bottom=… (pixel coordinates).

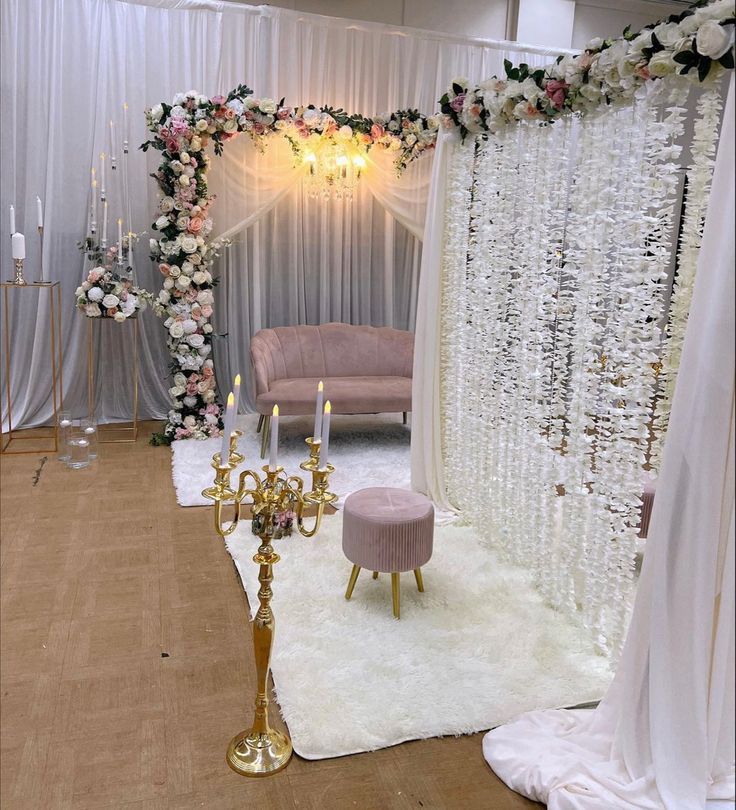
left=116, top=0, right=578, bottom=57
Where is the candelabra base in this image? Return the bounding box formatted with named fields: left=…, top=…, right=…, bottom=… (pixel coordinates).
left=226, top=728, right=293, bottom=777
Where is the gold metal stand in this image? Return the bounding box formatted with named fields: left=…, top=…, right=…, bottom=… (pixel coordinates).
left=203, top=432, right=336, bottom=777
left=1, top=281, right=63, bottom=454
left=87, top=317, right=139, bottom=442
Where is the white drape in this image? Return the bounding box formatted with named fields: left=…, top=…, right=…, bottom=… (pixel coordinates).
left=483, top=76, right=735, bottom=810
left=0, top=0, right=568, bottom=427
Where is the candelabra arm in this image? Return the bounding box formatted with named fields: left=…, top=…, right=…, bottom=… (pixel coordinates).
left=296, top=499, right=326, bottom=538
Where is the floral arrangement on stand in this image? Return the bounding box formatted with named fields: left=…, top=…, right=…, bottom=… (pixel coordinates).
left=440, top=0, right=734, bottom=137
left=76, top=238, right=151, bottom=321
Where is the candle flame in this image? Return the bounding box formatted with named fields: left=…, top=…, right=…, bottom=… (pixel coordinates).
left=272, top=404, right=279, bottom=417
left=100, top=152, right=106, bottom=160
left=123, top=102, right=128, bottom=110
left=227, top=392, right=234, bottom=406
left=324, top=400, right=331, bottom=414
left=318, top=380, right=323, bottom=391
left=234, top=373, right=241, bottom=386
left=91, top=168, right=96, bottom=176
left=110, top=120, right=114, bottom=127
left=92, top=180, right=97, bottom=188
left=117, top=218, right=122, bottom=225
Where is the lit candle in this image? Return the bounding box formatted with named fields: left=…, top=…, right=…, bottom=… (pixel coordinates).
left=109, top=120, right=117, bottom=162
left=9, top=205, right=15, bottom=234
left=220, top=391, right=235, bottom=464
left=320, top=401, right=331, bottom=469
left=11, top=232, right=25, bottom=260
left=101, top=200, right=108, bottom=247
left=90, top=167, right=96, bottom=189
left=233, top=373, right=241, bottom=416
left=123, top=103, right=129, bottom=144
left=99, top=153, right=106, bottom=198
left=313, top=380, right=324, bottom=441
left=269, top=404, right=279, bottom=471
left=91, top=181, right=97, bottom=233
left=36, top=197, right=43, bottom=229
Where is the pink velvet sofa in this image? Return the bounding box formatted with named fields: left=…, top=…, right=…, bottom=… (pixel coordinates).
left=250, top=323, right=413, bottom=455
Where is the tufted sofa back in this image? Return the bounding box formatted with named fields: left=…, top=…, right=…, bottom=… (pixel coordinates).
left=250, top=323, right=414, bottom=396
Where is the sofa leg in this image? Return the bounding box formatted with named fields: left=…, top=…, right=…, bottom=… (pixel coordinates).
left=259, top=415, right=271, bottom=459
left=256, top=414, right=264, bottom=434
left=402, top=411, right=408, bottom=425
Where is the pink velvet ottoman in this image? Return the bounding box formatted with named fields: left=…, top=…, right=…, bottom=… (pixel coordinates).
left=342, top=487, right=434, bottom=619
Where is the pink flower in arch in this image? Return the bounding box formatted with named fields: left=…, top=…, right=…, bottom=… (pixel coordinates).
left=370, top=123, right=385, bottom=140
left=545, top=79, right=569, bottom=110
left=211, top=95, right=226, bottom=106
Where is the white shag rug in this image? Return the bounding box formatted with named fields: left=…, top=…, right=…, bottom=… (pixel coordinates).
left=172, top=412, right=418, bottom=509
left=225, top=513, right=612, bottom=760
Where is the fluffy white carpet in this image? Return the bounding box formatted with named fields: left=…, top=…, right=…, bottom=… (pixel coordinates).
left=171, top=413, right=414, bottom=508
left=225, top=513, right=612, bottom=760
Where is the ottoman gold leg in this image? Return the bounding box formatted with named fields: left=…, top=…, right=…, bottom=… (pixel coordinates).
left=414, top=568, right=424, bottom=593
left=256, top=413, right=264, bottom=434
left=345, top=565, right=361, bottom=600
left=391, top=573, right=400, bottom=619
left=372, top=571, right=379, bottom=579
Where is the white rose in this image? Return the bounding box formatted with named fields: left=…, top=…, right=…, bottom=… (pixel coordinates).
left=180, top=151, right=190, bottom=164
left=181, top=236, right=198, bottom=254
left=179, top=175, right=190, bottom=187
left=336, top=125, right=353, bottom=140
left=183, top=415, right=197, bottom=428
left=198, top=345, right=211, bottom=357
left=176, top=216, right=190, bottom=230
left=189, top=136, right=202, bottom=152
left=197, top=290, right=214, bottom=305
left=182, top=318, right=198, bottom=334
left=196, top=119, right=208, bottom=132
left=75, top=285, right=85, bottom=297
left=647, top=51, right=676, bottom=77
left=630, top=29, right=653, bottom=54
left=169, top=321, right=185, bottom=339
left=191, top=271, right=207, bottom=285
left=169, top=384, right=185, bottom=397
left=149, top=238, right=160, bottom=254
left=223, top=118, right=237, bottom=133
left=189, top=252, right=202, bottom=265
left=259, top=98, right=277, bottom=114
left=203, top=324, right=213, bottom=334
left=172, top=92, right=186, bottom=106
left=163, top=277, right=174, bottom=290
left=696, top=20, right=735, bottom=60
left=156, top=215, right=170, bottom=230
left=187, top=333, right=205, bottom=348
left=586, top=36, right=603, bottom=50
left=169, top=265, right=181, bottom=278
left=653, top=22, right=682, bottom=48
left=405, top=133, right=417, bottom=146
left=114, top=311, right=126, bottom=323
left=85, top=303, right=101, bottom=317
left=176, top=276, right=191, bottom=290
left=202, top=389, right=216, bottom=403
left=150, top=103, right=164, bottom=122
left=102, top=293, right=120, bottom=309
left=181, top=261, right=194, bottom=276
left=174, top=372, right=187, bottom=387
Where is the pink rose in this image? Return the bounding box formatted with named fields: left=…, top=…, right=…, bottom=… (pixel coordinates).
left=205, top=403, right=219, bottom=414
left=201, top=304, right=213, bottom=318
left=159, top=262, right=171, bottom=276
left=203, top=366, right=214, bottom=379
left=186, top=289, right=198, bottom=302
left=224, top=108, right=235, bottom=120
left=450, top=93, right=466, bottom=113
left=545, top=79, right=569, bottom=110
left=252, top=123, right=265, bottom=135
left=635, top=62, right=651, bottom=80
left=277, top=107, right=291, bottom=120
left=175, top=427, right=192, bottom=439
left=370, top=123, right=384, bottom=140
left=88, top=268, right=104, bottom=282
left=579, top=52, right=593, bottom=70
left=186, top=381, right=198, bottom=396
left=211, top=95, right=226, bottom=105
left=106, top=308, right=118, bottom=317
left=469, top=104, right=482, bottom=117
left=188, top=216, right=204, bottom=234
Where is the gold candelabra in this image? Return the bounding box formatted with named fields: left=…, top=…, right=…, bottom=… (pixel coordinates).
left=203, top=430, right=335, bottom=777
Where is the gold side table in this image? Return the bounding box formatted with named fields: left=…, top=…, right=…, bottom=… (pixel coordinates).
left=1, top=281, right=63, bottom=454
left=87, top=316, right=139, bottom=443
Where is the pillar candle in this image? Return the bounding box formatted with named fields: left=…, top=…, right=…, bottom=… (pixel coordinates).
left=9, top=205, right=15, bottom=235
left=320, top=401, right=331, bottom=470
left=233, top=374, right=241, bottom=416
left=11, top=233, right=25, bottom=260
left=313, top=380, right=324, bottom=441
left=36, top=197, right=43, bottom=229
left=220, top=391, right=235, bottom=463
left=269, top=404, right=279, bottom=471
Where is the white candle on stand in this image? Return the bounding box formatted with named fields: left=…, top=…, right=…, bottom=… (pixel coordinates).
left=220, top=391, right=235, bottom=464
left=123, top=103, right=129, bottom=145
left=117, top=218, right=123, bottom=257
left=313, top=380, right=324, bottom=441
left=269, top=404, right=279, bottom=471
left=109, top=120, right=117, bottom=162
left=11, top=233, right=25, bottom=259
left=102, top=201, right=108, bottom=246
left=233, top=373, right=241, bottom=416
left=320, top=401, right=331, bottom=470
left=91, top=181, right=98, bottom=233
left=36, top=197, right=43, bottom=229
left=9, top=205, right=15, bottom=234
left=100, top=153, right=106, bottom=198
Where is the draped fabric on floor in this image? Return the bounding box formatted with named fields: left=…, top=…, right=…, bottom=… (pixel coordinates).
left=483, top=76, right=735, bottom=810
left=0, top=0, right=566, bottom=426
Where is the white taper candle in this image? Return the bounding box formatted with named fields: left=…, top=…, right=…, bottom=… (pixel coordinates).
left=220, top=391, right=235, bottom=464
left=313, top=380, right=324, bottom=441
left=320, top=401, right=331, bottom=470
left=36, top=197, right=43, bottom=229
left=9, top=205, right=15, bottom=235
left=102, top=201, right=108, bottom=246
left=269, top=404, right=279, bottom=471
left=233, top=373, right=241, bottom=416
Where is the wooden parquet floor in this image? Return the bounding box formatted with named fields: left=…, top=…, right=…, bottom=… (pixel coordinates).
left=0, top=421, right=541, bottom=810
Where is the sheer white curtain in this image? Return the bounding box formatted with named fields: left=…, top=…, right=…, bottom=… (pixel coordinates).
left=483, top=76, right=735, bottom=810
left=0, top=0, right=569, bottom=428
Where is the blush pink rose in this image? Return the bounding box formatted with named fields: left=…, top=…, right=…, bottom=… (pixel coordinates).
left=106, top=308, right=118, bottom=317
left=188, top=216, right=204, bottom=234
left=211, top=95, right=226, bottom=105
left=370, top=123, right=385, bottom=140
left=201, top=304, right=213, bottom=318
left=224, top=108, right=236, bottom=120
left=450, top=93, right=466, bottom=112
left=175, top=427, right=192, bottom=439
left=159, top=263, right=171, bottom=276
left=277, top=107, right=291, bottom=120
left=545, top=79, right=569, bottom=110
left=88, top=268, right=104, bottom=282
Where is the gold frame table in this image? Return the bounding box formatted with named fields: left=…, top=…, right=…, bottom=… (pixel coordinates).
left=87, top=316, right=139, bottom=443
left=1, top=281, right=63, bottom=454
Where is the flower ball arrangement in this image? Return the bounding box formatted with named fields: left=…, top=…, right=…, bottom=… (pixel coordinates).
left=75, top=257, right=151, bottom=322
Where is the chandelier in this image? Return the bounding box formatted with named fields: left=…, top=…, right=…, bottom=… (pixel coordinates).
left=302, top=141, right=367, bottom=201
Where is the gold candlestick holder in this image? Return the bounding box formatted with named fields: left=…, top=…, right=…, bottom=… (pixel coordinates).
left=202, top=430, right=336, bottom=777
left=11, top=258, right=27, bottom=286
